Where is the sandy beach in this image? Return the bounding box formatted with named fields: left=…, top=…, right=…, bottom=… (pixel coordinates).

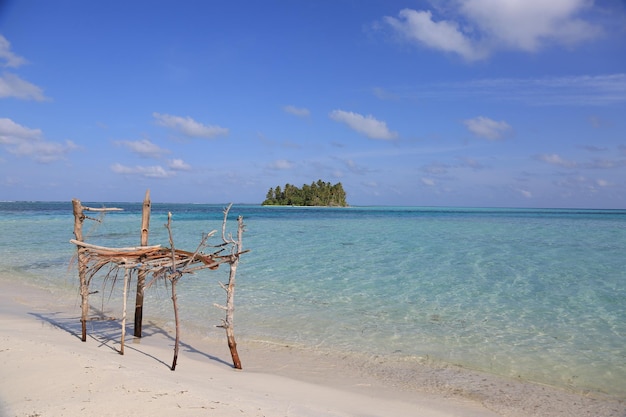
left=1, top=277, right=624, bottom=417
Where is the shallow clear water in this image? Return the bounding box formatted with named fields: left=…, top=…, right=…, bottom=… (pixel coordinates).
left=1, top=202, right=625, bottom=398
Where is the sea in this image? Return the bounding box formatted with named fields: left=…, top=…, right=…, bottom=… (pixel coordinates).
left=1, top=201, right=624, bottom=400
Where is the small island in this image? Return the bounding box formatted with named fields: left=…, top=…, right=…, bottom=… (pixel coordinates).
left=262, top=180, right=348, bottom=207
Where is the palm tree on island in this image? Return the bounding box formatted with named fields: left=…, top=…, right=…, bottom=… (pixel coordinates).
left=262, top=180, right=348, bottom=207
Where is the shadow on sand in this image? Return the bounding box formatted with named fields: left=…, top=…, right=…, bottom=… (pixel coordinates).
left=29, top=305, right=234, bottom=370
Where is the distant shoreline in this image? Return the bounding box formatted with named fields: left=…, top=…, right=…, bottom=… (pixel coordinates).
left=2, top=201, right=625, bottom=211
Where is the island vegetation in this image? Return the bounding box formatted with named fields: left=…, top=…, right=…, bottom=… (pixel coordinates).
left=262, top=180, right=348, bottom=207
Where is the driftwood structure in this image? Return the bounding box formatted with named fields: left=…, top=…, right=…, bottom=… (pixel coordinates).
left=70, top=191, right=248, bottom=370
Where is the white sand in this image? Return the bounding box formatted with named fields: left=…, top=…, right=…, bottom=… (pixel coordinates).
left=1, top=278, right=623, bottom=417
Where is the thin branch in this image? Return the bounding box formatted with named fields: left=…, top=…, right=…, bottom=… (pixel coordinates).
left=165, top=212, right=182, bottom=371
left=221, top=203, right=234, bottom=244
left=182, top=231, right=217, bottom=268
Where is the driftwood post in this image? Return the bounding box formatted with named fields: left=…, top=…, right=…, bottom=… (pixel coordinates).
left=165, top=212, right=183, bottom=370
left=216, top=205, right=244, bottom=369
left=71, top=200, right=123, bottom=342
left=134, top=189, right=151, bottom=337
left=120, top=267, right=130, bottom=355
left=72, top=199, right=89, bottom=342
left=226, top=215, right=244, bottom=369
left=169, top=272, right=182, bottom=371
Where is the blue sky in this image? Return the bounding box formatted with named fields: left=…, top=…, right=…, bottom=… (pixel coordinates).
left=1, top=1, right=625, bottom=207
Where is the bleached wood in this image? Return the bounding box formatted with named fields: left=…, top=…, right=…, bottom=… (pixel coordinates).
left=72, top=199, right=88, bottom=342
left=69, top=195, right=247, bottom=370
left=69, top=239, right=161, bottom=252
left=165, top=212, right=182, bottom=371
left=215, top=204, right=243, bottom=369
left=135, top=189, right=151, bottom=338
left=83, top=206, right=123, bottom=212
left=120, top=267, right=129, bottom=355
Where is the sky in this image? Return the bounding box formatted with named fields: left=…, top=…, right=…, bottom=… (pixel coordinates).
left=1, top=0, right=625, bottom=208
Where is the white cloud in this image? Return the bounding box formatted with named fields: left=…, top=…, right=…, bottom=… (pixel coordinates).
left=153, top=112, right=229, bottom=139
left=518, top=189, right=533, bottom=198
left=114, top=139, right=170, bottom=158
left=536, top=153, right=578, bottom=168
left=283, top=105, right=310, bottom=117
left=329, top=109, right=398, bottom=140
left=267, top=159, right=294, bottom=170
left=168, top=158, right=192, bottom=171
left=411, top=74, right=626, bottom=106
left=385, top=9, right=486, bottom=61
left=0, top=36, right=48, bottom=101
left=12, top=140, right=77, bottom=163
left=463, top=116, right=512, bottom=140
left=0, top=35, right=27, bottom=68
left=0, top=118, right=76, bottom=162
left=459, top=0, right=601, bottom=51
left=0, top=72, right=48, bottom=101
left=384, top=1, right=602, bottom=60
left=421, top=177, right=436, bottom=186
left=0, top=118, right=41, bottom=143
left=110, top=163, right=174, bottom=178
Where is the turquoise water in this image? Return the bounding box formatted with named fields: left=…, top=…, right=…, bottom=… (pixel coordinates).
left=1, top=202, right=625, bottom=398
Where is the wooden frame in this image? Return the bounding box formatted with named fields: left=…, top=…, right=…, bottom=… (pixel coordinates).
left=71, top=192, right=248, bottom=370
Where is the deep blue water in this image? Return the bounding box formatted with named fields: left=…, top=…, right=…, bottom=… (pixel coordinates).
left=1, top=202, right=624, bottom=398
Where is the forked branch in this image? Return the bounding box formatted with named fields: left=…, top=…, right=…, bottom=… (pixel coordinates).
left=216, top=204, right=245, bottom=369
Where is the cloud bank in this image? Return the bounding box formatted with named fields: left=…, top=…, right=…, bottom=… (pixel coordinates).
left=384, top=0, right=602, bottom=60
left=0, top=118, right=76, bottom=162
